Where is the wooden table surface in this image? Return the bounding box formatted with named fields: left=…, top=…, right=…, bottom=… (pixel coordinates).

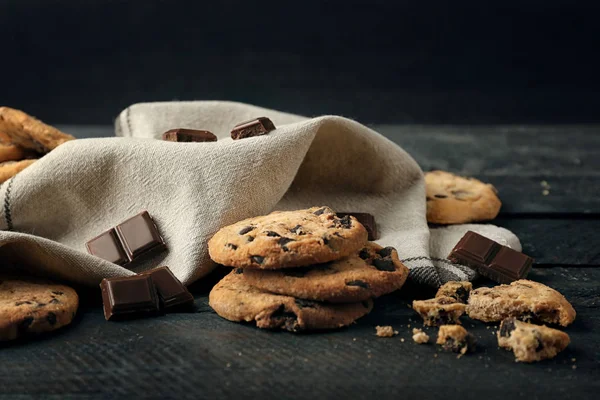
left=0, top=125, right=598, bottom=400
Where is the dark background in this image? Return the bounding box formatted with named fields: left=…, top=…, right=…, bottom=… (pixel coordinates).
left=1, top=0, right=599, bottom=125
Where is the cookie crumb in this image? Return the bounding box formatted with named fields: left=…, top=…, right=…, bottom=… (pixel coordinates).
left=572, top=365, right=577, bottom=370
left=400, top=338, right=405, bottom=342
left=375, top=325, right=398, bottom=338
left=542, top=189, right=550, bottom=196
left=412, top=328, right=430, bottom=344
left=571, top=358, right=576, bottom=362
left=433, top=353, right=438, bottom=358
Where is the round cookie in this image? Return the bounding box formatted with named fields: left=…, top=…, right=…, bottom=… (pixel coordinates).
left=208, top=206, right=368, bottom=269
left=209, top=271, right=373, bottom=332
left=0, top=159, right=37, bottom=183
left=0, top=277, right=79, bottom=341
left=425, top=170, right=501, bottom=224
left=466, top=280, right=576, bottom=327
left=241, top=242, right=409, bottom=303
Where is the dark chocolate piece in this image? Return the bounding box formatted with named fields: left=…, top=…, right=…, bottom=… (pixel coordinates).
left=100, top=275, right=160, bottom=321
left=141, top=266, right=194, bottom=311
left=448, top=231, right=533, bottom=284
left=230, top=117, right=276, bottom=140
left=86, top=211, right=166, bottom=266
left=337, top=212, right=378, bottom=240
left=86, top=229, right=129, bottom=265
left=162, top=128, right=217, bottom=142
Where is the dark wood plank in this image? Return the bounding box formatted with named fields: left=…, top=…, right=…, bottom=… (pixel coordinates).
left=493, top=218, right=600, bottom=265
left=0, top=267, right=596, bottom=399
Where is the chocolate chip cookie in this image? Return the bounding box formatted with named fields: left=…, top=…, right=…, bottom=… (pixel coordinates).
left=435, top=281, right=472, bottom=303
left=208, top=206, right=368, bottom=269
left=208, top=271, right=373, bottom=332
left=412, top=296, right=466, bottom=326
left=497, top=318, right=570, bottom=362
left=0, top=107, right=75, bottom=153
left=0, top=277, right=79, bottom=341
left=425, top=170, right=501, bottom=224
left=466, top=280, right=576, bottom=327
left=241, top=242, right=409, bottom=303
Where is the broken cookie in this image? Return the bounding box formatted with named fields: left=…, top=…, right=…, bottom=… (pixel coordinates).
left=436, top=325, right=476, bottom=354
left=412, top=296, right=466, bottom=326
left=497, top=317, right=570, bottom=362
left=435, top=281, right=472, bottom=303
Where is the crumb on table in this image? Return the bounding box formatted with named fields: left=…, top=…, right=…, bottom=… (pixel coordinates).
left=375, top=325, right=398, bottom=338
left=412, top=328, right=430, bottom=344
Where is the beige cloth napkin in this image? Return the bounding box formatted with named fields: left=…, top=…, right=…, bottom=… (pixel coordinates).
left=0, top=101, right=520, bottom=287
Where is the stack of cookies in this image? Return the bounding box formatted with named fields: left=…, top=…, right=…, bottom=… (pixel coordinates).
left=208, top=206, right=410, bottom=332
left=0, top=107, right=74, bottom=183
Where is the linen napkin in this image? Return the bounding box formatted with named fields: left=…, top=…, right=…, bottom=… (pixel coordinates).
left=0, top=101, right=520, bottom=287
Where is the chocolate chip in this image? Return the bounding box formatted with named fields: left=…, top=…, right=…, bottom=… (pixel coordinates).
left=37, top=303, right=46, bottom=307
left=322, top=236, right=329, bottom=246
left=235, top=268, right=244, bottom=274
left=15, top=301, right=32, bottom=306
left=290, top=225, right=304, bottom=234
left=247, top=236, right=255, bottom=242
left=239, top=226, right=255, bottom=235
left=18, top=316, right=34, bottom=331
left=426, top=197, right=433, bottom=201
left=52, top=291, right=64, bottom=296
left=270, top=304, right=299, bottom=331
left=278, top=237, right=294, bottom=251
left=333, top=232, right=344, bottom=238
left=226, top=243, right=238, bottom=250
left=534, top=330, right=545, bottom=352
left=334, top=215, right=352, bottom=229
left=359, top=248, right=370, bottom=260
left=313, top=207, right=327, bottom=215
left=346, top=280, right=369, bottom=289
left=295, top=299, right=317, bottom=308
left=500, top=318, right=517, bottom=337
left=47, top=312, right=57, bottom=326
left=49, top=298, right=60, bottom=304
left=434, top=194, right=448, bottom=199
left=373, top=258, right=395, bottom=272
left=454, top=287, right=469, bottom=303
left=377, top=247, right=395, bottom=258
left=266, top=231, right=281, bottom=237
left=251, top=256, right=264, bottom=264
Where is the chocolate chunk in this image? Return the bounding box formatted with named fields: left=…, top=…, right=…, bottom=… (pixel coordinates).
left=15, top=301, right=32, bottom=306
left=454, top=287, right=469, bottom=303
left=49, top=298, right=60, bottom=304
left=434, top=194, right=448, bottom=198
left=322, top=236, right=329, bottom=245
left=295, top=299, right=317, bottom=308
left=226, top=243, right=238, bottom=250
left=235, top=268, right=244, bottom=274
left=239, top=226, right=255, bottom=235
left=346, top=280, right=370, bottom=289
left=266, top=231, right=281, bottom=237
left=141, top=266, right=194, bottom=311
left=251, top=255, right=264, bottom=264
left=313, top=207, right=327, bottom=216
left=500, top=318, right=517, bottom=337
left=358, top=248, right=370, bottom=260
left=534, top=330, right=545, bottom=351
left=162, top=128, right=217, bottom=142
left=19, top=316, right=34, bottom=331
left=426, top=197, right=434, bottom=201
left=373, top=258, right=395, bottom=272
left=36, top=303, right=46, bottom=307
left=336, top=215, right=353, bottom=229
left=289, top=225, right=304, bottom=234
left=247, top=236, right=255, bottom=242
left=337, top=212, right=377, bottom=240
left=278, top=237, right=294, bottom=251
left=270, top=304, right=299, bottom=331
left=100, top=275, right=160, bottom=321
left=230, top=117, right=276, bottom=140
left=377, top=247, right=394, bottom=258
left=86, top=211, right=166, bottom=266
left=52, top=291, right=64, bottom=296
left=46, top=312, right=57, bottom=326
left=448, top=231, right=533, bottom=284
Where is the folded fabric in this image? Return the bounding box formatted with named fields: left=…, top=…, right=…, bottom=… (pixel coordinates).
left=0, top=101, right=521, bottom=287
